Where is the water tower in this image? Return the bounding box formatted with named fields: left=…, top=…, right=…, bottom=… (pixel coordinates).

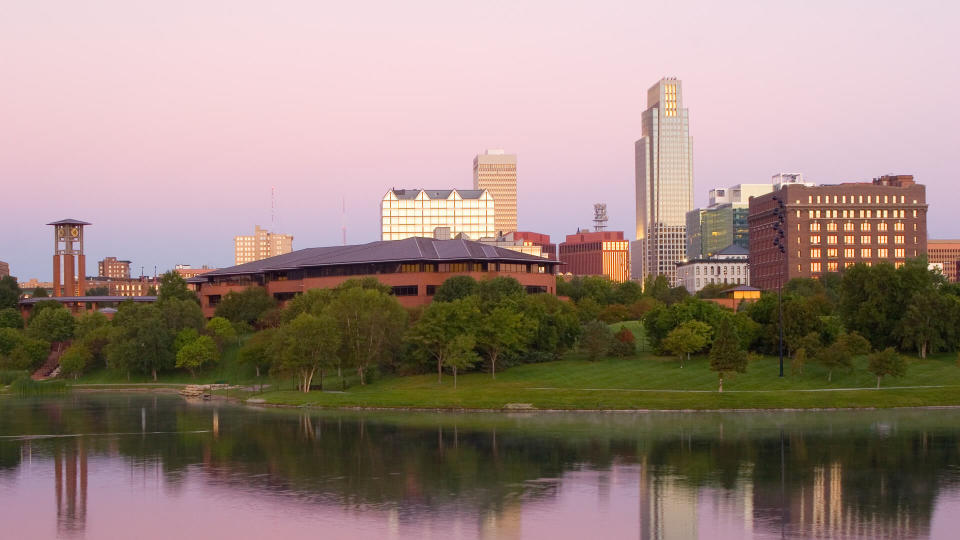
left=48, top=219, right=91, bottom=297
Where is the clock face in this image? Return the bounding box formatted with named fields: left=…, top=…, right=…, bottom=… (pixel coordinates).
left=70, top=227, right=79, bottom=237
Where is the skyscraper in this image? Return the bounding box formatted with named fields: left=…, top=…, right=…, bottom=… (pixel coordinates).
left=473, top=149, right=517, bottom=234
left=633, top=78, right=694, bottom=285
left=234, top=225, right=293, bottom=265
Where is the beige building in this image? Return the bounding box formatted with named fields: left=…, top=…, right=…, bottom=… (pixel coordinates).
left=473, top=149, right=518, bottom=234
left=98, top=257, right=131, bottom=279
left=235, top=226, right=293, bottom=265
left=479, top=232, right=548, bottom=259
left=380, top=189, right=495, bottom=241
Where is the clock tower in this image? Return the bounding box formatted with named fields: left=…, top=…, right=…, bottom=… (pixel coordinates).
left=48, top=219, right=91, bottom=297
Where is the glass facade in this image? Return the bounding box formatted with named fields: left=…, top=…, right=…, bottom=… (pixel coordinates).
left=380, top=189, right=496, bottom=241
left=634, top=78, right=694, bottom=285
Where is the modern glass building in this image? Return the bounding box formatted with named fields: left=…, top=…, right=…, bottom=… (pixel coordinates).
left=380, top=188, right=496, bottom=241
left=686, top=183, right=774, bottom=260
left=633, top=78, right=694, bottom=285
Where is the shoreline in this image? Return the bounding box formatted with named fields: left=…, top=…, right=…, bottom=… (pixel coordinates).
left=53, top=385, right=960, bottom=414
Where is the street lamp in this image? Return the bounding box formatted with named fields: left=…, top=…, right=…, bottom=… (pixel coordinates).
left=771, top=196, right=786, bottom=377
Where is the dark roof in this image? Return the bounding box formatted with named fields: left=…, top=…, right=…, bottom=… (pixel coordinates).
left=190, top=237, right=558, bottom=281
left=723, top=285, right=761, bottom=293
left=716, top=244, right=749, bottom=256
left=47, top=218, right=92, bottom=226
left=19, top=296, right=157, bottom=305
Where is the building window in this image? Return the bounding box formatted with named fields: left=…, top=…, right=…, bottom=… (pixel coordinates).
left=826, top=222, right=837, bottom=231
left=391, top=285, right=419, bottom=296
left=810, top=235, right=821, bottom=245
left=877, top=236, right=888, bottom=245
left=811, top=262, right=821, bottom=273
left=844, top=248, right=855, bottom=258
left=810, top=248, right=821, bottom=258
left=878, top=248, right=889, bottom=258
left=827, top=236, right=837, bottom=245
left=860, top=236, right=871, bottom=244
left=827, top=261, right=839, bottom=272
left=894, top=222, right=904, bottom=231
left=426, top=285, right=437, bottom=296
left=207, top=295, right=221, bottom=307
left=525, top=286, right=548, bottom=294
left=878, top=222, right=888, bottom=232
left=895, top=248, right=906, bottom=258
left=843, top=235, right=854, bottom=244
left=860, top=222, right=871, bottom=231
left=844, top=222, right=854, bottom=232
left=895, top=235, right=905, bottom=244
left=810, top=222, right=821, bottom=232
left=861, top=248, right=872, bottom=258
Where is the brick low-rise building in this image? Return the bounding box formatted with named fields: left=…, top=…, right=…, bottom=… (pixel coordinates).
left=98, top=257, right=132, bottom=279
left=558, top=230, right=630, bottom=283
left=189, top=237, right=560, bottom=317
left=927, top=240, right=960, bottom=282
left=749, top=174, right=927, bottom=290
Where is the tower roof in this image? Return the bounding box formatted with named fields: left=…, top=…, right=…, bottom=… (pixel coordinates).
left=47, top=219, right=92, bottom=226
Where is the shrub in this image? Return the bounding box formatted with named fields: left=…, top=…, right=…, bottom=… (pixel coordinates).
left=59, top=344, right=93, bottom=379
left=0, top=370, right=29, bottom=385
left=0, top=308, right=23, bottom=329
left=609, top=327, right=636, bottom=357
left=580, top=321, right=612, bottom=361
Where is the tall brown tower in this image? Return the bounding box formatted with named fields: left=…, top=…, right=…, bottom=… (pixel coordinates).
left=48, top=219, right=90, bottom=297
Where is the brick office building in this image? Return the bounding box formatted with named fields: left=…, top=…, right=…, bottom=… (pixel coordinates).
left=188, top=237, right=560, bottom=318
left=98, top=257, right=132, bottom=279
left=927, top=240, right=960, bottom=282
left=512, top=232, right=557, bottom=260
left=558, top=231, right=630, bottom=283
left=749, top=175, right=927, bottom=290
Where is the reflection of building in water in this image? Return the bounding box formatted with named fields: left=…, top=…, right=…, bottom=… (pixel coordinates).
left=54, top=440, right=88, bottom=535
left=754, top=461, right=929, bottom=538
left=639, top=463, right=698, bottom=540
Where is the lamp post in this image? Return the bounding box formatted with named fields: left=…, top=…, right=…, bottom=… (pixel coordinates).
left=772, top=196, right=787, bottom=377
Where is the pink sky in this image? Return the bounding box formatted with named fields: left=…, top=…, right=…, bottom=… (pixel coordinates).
left=2, top=0, right=958, bottom=280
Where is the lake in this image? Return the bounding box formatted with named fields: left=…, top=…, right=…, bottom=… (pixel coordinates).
left=1, top=394, right=959, bottom=539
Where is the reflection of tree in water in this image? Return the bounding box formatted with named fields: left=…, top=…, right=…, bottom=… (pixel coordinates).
left=1, top=396, right=960, bottom=538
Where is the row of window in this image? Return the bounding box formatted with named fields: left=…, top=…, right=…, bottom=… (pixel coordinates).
left=809, top=248, right=907, bottom=258
left=805, top=209, right=916, bottom=219
left=809, top=235, right=911, bottom=245
left=809, top=260, right=907, bottom=273
left=809, top=221, right=911, bottom=232
left=807, top=194, right=916, bottom=205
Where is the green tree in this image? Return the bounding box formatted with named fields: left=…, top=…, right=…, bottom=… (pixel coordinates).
left=836, top=332, right=871, bottom=357
left=282, top=289, right=335, bottom=322
left=816, top=342, right=852, bottom=382
left=614, top=281, right=643, bottom=306
left=576, top=297, right=602, bottom=323
left=26, top=306, right=75, bottom=343
left=205, top=317, right=237, bottom=350
left=433, top=276, right=479, bottom=302
left=74, top=311, right=109, bottom=340
left=109, top=303, right=174, bottom=381
left=157, top=297, right=205, bottom=333
left=580, top=320, right=612, bottom=361
left=0, top=276, right=20, bottom=309
left=239, top=328, right=276, bottom=378
left=78, top=326, right=112, bottom=368
left=475, top=306, right=534, bottom=378
left=708, top=318, right=747, bottom=392
left=868, top=348, right=907, bottom=388
left=59, top=344, right=92, bottom=379
left=328, top=286, right=408, bottom=384
left=176, top=335, right=218, bottom=377
left=791, top=348, right=807, bottom=376
left=274, top=312, right=341, bottom=392
left=598, top=304, right=630, bottom=324
left=444, top=334, right=478, bottom=389
left=85, top=286, right=109, bottom=296
left=477, top=277, right=524, bottom=307
left=405, top=298, right=480, bottom=383
left=27, top=300, right=66, bottom=323
left=643, top=275, right=672, bottom=304
left=0, top=327, right=21, bottom=356
left=4, top=336, right=50, bottom=371
left=157, top=271, right=197, bottom=303
left=0, top=308, right=23, bottom=329
left=662, top=320, right=711, bottom=368
left=520, top=294, right=581, bottom=360
left=214, top=287, right=277, bottom=325
left=31, top=287, right=49, bottom=298
left=174, top=328, right=201, bottom=353
left=897, top=290, right=945, bottom=358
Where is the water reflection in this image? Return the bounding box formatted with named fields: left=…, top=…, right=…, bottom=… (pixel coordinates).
left=0, top=395, right=959, bottom=539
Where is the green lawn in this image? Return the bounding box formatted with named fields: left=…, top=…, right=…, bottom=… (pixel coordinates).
left=69, top=320, right=960, bottom=411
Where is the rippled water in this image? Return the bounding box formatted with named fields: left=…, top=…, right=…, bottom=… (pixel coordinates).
left=1, top=394, right=960, bottom=539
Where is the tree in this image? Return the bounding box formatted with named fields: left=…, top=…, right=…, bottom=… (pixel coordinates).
left=580, top=320, right=612, bottom=361
left=26, top=306, right=75, bottom=343
left=205, top=317, right=237, bottom=350
left=3, top=336, right=50, bottom=371
left=477, top=277, right=524, bottom=307
left=598, top=304, right=631, bottom=324
left=109, top=303, right=174, bottom=381
left=614, top=280, right=643, bottom=306
left=576, top=297, right=602, bottom=323
left=662, top=320, right=711, bottom=368
left=59, top=344, right=92, bottom=379
left=85, top=286, right=109, bottom=296
left=174, top=328, right=201, bottom=352
left=520, top=294, right=581, bottom=361
left=328, top=286, right=407, bottom=384
left=815, top=342, right=851, bottom=382
left=158, top=298, right=205, bottom=333
left=176, top=335, right=218, bottom=377
left=609, top=326, right=636, bottom=357
left=27, top=300, right=66, bottom=323
left=31, top=287, right=49, bottom=298
left=74, top=311, right=109, bottom=339
left=791, top=348, right=807, bottom=376
left=433, top=276, right=479, bottom=303
left=282, top=289, right=335, bottom=322
left=708, top=318, right=747, bottom=392
left=214, top=287, right=277, bottom=325
left=476, top=306, right=534, bottom=377
left=897, top=290, right=945, bottom=358
left=239, top=328, right=276, bottom=378
left=157, top=271, right=197, bottom=303
left=0, top=276, right=20, bottom=309
left=868, top=348, right=907, bottom=388
left=274, top=312, right=341, bottom=392
left=445, top=334, right=478, bottom=389
left=836, top=332, right=871, bottom=357
left=0, top=308, right=23, bottom=329
left=643, top=275, right=672, bottom=304
left=405, top=298, right=479, bottom=383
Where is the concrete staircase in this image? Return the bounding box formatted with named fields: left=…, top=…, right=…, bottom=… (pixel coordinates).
left=32, top=341, right=68, bottom=380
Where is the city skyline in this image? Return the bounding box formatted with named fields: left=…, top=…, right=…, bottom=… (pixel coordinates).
left=2, top=1, right=958, bottom=280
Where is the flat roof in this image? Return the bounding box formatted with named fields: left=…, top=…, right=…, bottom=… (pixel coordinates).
left=189, top=237, right=560, bottom=282
left=19, top=296, right=157, bottom=305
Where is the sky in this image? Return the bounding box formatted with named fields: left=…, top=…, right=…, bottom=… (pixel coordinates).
left=2, top=0, right=958, bottom=280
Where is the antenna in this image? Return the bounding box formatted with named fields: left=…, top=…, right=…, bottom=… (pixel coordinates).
left=341, top=197, right=347, bottom=246
left=593, top=203, right=608, bottom=232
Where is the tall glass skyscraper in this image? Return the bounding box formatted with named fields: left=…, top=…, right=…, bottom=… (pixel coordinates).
left=632, top=78, right=694, bottom=284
